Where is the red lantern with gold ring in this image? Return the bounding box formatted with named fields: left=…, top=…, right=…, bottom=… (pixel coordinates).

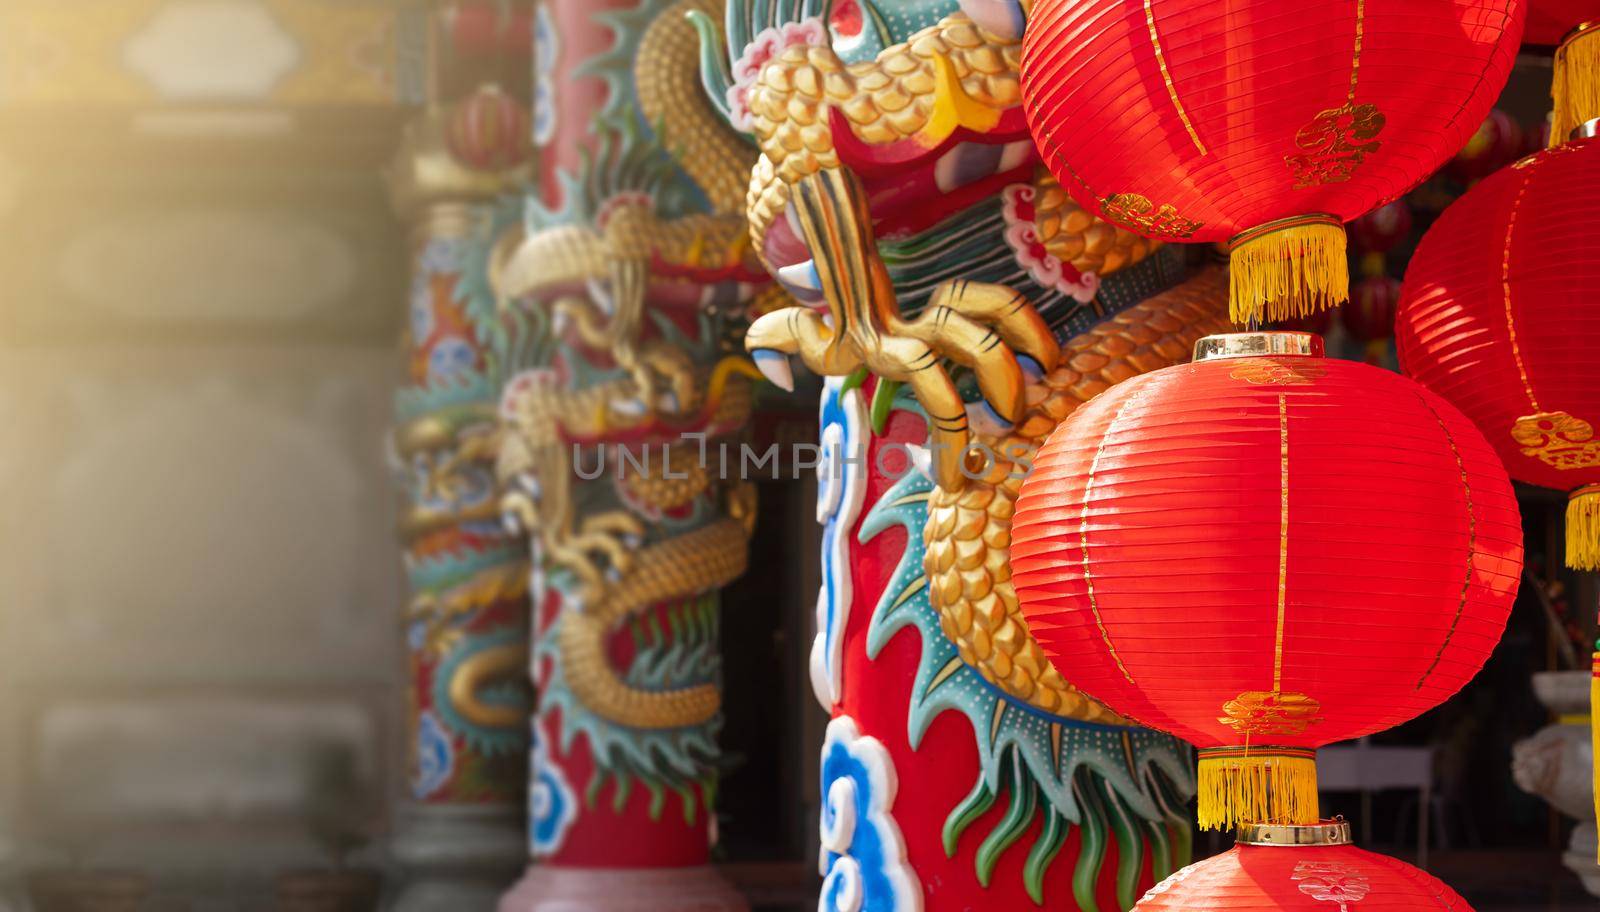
left=1018, top=0, right=1524, bottom=324
left=1397, top=137, right=1600, bottom=567
left=1011, top=332, right=1523, bottom=830
left=1134, top=820, right=1474, bottom=910
left=1396, top=136, right=1600, bottom=852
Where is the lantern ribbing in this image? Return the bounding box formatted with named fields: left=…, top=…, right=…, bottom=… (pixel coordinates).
left=1014, top=333, right=1523, bottom=831
left=1397, top=137, right=1600, bottom=568
left=1398, top=129, right=1600, bottom=868
left=1134, top=822, right=1475, bottom=910
left=1020, top=0, right=1524, bottom=324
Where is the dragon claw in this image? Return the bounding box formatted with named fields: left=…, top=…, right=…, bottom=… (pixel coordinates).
left=968, top=399, right=1015, bottom=439
left=905, top=444, right=933, bottom=481
left=1017, top=353, right=1045, bottom=384
left=751, top=349, right=795, bottom=391
left=585, top=277, right=616, bottom=317
left=753, top=167, right=1058, bottom=491
left=775, top=259, right=825, bottom=305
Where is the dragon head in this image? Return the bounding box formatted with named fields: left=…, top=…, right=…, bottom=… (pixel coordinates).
left=697, top=0, right=1151, bottom=330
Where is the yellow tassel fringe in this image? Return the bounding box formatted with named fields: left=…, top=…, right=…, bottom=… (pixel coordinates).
left=1227, top=219, right=1349, bottom=325
left=1196, top=748, right=1320, bottom=831
left=1592, top=656, right=1600, bottom=863
left=1566, top=486, right=1600, bottom=570
left=1552, top=25, right=1600, bottom=148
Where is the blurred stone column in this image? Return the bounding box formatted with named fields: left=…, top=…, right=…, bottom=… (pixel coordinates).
left=388, top=85, right=535, bottom=910
left=0, top=733, right=18, bottom=912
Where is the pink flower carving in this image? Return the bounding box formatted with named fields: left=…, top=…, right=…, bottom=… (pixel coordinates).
left=727, top=18, right=827, bottom=131
left=1001, top=184, right=1099, bottom=303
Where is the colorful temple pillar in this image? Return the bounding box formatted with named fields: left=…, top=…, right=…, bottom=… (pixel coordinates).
left=388, top=76, right=536, bottom=909
left=489, top=0, right=772, bottom=908
left=703, top=1, right=1231, bottom=907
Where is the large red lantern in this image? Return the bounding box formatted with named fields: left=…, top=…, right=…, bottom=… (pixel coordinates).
left=1394, top=138, right=1600, bottom=848
left=1343, top=275, right=1401, bottom=344
left=1349, top=201, right=1414, bottom=257
left=1449, top=109, right=1525, bottom=181
left=1529, top=0, right=1600, bottom=41
left=1397, top=137, right=1600, bottom=567
left=1019, top=0, right=1524, bottom=324
left=1134, top=821, right=1473, bottom=910
left=1011, top=333, right=1523, bottom=830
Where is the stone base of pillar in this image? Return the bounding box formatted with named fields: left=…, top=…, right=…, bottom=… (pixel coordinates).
left=394, top=878, right=512, bottom=912
left=498, top=865, right=748, bottom=912
left=0, top=878, right=22, bottom=912
left=0, top=829, right=20, bottom=912
left=390, top=803, right=524, bottom=912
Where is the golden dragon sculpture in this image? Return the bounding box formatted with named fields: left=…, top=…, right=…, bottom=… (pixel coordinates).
left=738, top=12, right=1153, bottom=278
left=396, top=407, right=531, bottom=732
left=924, top=270, right=1231, bottom=719
left=491, top=0, right=769, bottom=732
left=739, top=11, right=1231, bottom=721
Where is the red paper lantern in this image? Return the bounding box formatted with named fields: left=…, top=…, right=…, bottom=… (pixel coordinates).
left=1134, top=821, right=1473, bottom=910
left=448, top=84, right=533, bottom=172
left=1398, top=133, right=1600, bottom=865
left=1523, top=117, right=1554, bottom=156
left=1011, top=332, right=1523, bottom=829
left=1527, top=0, right=1600, bottom=43
left=1397, top=136, right=1600, bottom=566
left=1349, top=201, right=1414, bottom=256
left=1019, top=0, right=1523, bottom=323
left=1343, top=275, right=1400, bottom=342
left=1449, top=109, right=1525, bottom=181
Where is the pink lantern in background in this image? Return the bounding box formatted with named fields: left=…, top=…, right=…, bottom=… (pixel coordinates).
left=448, top=84, right=533, bottom=172
left=1450, top=109, right=1526, bottom=182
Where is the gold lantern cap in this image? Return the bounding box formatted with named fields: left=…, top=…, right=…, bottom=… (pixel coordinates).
left=1559, top=19, right=1600, bottom=51
left=1237, top=818, right=1352, bottom=847
left=1193, top=332, right=1325, bottom=363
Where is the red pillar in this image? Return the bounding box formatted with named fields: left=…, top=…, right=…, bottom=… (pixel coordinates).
left=389, top=5, right=537, bottom=903
left=495, top=0, right=766, bottom=906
